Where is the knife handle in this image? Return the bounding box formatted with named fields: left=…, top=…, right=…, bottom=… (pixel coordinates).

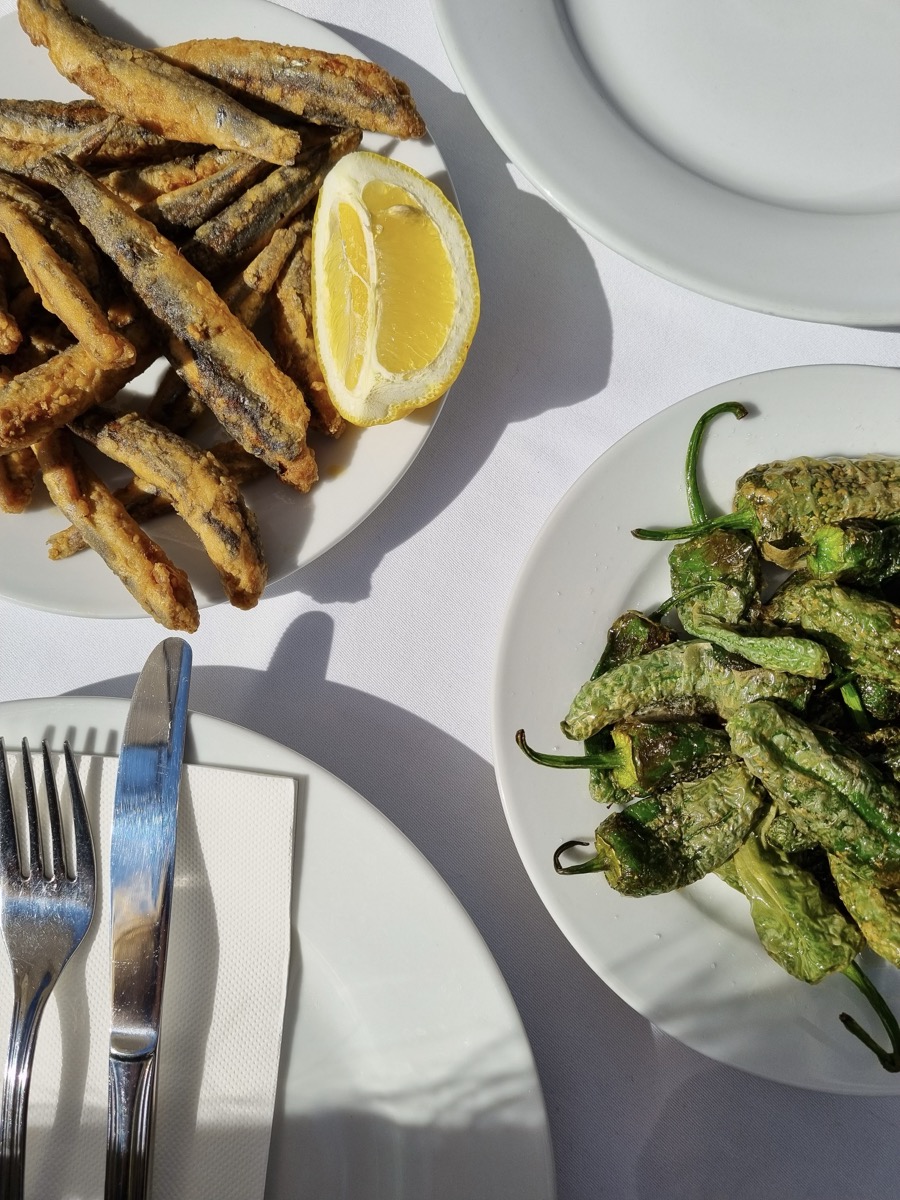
left=105, top=1055, right=157, bottom=1200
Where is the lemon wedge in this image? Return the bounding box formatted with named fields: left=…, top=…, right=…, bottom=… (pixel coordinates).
left=311, top=150, right=480, bottom=426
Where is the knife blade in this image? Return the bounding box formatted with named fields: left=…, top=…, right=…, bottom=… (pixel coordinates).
left=105, top=637, right=192, bottom=1200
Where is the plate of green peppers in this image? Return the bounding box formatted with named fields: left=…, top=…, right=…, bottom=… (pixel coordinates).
left=494, top=362, right=900, bottom=1093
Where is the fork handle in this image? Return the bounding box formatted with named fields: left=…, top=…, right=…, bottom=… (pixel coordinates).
left=0, top=978, right=53, bottom=1200
left=105, top=1054, right=157, bottom=1200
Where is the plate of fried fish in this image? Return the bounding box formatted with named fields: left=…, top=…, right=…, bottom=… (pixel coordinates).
left=494, top=363, right=900, bottom=1094
left=0, top=0, right=455, bottom=626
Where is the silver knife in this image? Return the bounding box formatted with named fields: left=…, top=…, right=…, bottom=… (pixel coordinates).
left=105, top=638, right=192, bottom=1200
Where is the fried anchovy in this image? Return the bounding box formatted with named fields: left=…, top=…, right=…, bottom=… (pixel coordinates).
left=0, top=318, right=154, bottom=452
left=49, top=435, right=267, bottom=557
left=0, top=447, right=39, bottom=511
left=35, top=427, right=199, bottom=630
left=33, top=154, right=317, bottom=490
left=0, top=169, right=100, bottom=287
left=0, top=237, right=22, bottom=354
left=71, top=408, right=268, bottom=608
left=18, top=0, right=304, bottom=165
left=220, top=224, right=299, bottom=326
left=137, top=152, right=270, bottom=234
left=271, top=220, right=344, bottom=437
left=100, top=148, right=243, bottom=209
left=183, top=128, right=360, bottom=276
left=158, top=38, right=427, bottom=138
left=0, top=193, right=134, bottom=367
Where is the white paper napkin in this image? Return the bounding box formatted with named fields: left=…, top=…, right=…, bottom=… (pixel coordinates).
left=0, top=750, right=297, bottom=1200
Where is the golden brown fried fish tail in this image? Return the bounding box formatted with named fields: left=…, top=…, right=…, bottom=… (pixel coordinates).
left=17, top=0, right=303, bottom=164
left=34, top=428, right=200, bottom=631
left=158, top=38, right=427, bottom=138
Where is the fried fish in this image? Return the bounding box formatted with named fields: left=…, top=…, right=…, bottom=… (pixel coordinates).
left=33, top=153, right=317, bottom=491
left=35, top=427, right=200, bottom=631
left=18, top=0, right=304, bottom=164
left=72, top=407, right=268, bottom=609
left=158, top=38, right=427, bottom=139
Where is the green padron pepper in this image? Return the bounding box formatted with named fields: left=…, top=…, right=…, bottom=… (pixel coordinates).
left=726, top=700, right=900, bottom=875
left=717, top=833, right=900, bottom=1071
left=764, top=576, right=900, bottom=692
left=563, top=641, right=814, bottom=742
left=555, top=761, right=764, bottom=896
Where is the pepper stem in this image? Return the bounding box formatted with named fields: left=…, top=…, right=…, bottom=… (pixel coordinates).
left=685, top=401, right=748, bottom=524
left=632, top=509, right=754, bottom=543
left=840, top=961, right=900, bottom=1072
left=553, top=838, right=607, bottom=875
left=516, top=729, right=622, bottom=771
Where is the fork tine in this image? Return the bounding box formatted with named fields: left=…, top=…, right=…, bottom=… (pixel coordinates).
left=19, top=739, right=40, bottom=880
left=0, top=738, right=21, bottom=880
left=63, top=743, right=94, bottom=884
left=41, top=741, right=65, bottom=882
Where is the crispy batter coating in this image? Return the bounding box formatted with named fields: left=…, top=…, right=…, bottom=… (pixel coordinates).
left=100, top=148, right=241, bottom=209
left=34, top=428, right=199, bottom=630
left=0, top=447, right=39, bottom=511
left=0, top=318, right=153, bottom=452
left=51, top=434, right=267, bottom=557
left=137, top=152, right=270, bottom=233
left=17, top=0, right=304, bottom=165
left=0, top=170, right=99, bottom=287
left=0, top=237, right=22, bottom=355
left=33, top=154, right=317, bottom=491
left=271, top=221, right=344, bottom=438
left=158, top=38, right=427, bottom=139
left=183, top=128, right=360, bottom=277
left=0, top=195, right=134, bottom=367
left=72, top=408, right=267, bottom=608
left=220, top=224, right=299, bottom=327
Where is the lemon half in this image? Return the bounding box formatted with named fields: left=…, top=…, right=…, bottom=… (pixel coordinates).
left=311, top=150, right=480, bottom=426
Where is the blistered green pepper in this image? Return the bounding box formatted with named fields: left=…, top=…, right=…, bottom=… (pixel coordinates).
left=717, top=833, right=900, bottom=1071
left=563, top=641, right=814, bottom=742
left=661, top=404, right=829, bottom=679
left=726, top=700, right=900, bottom=873
left=764, top=576, right=900, bottom=691
left=828, top=854, right=900, bottom=970
left=634, top=456, right=900, bottom=564
left=517, top=719, right=730, bottom=795
left=555, top=761, right=764, bottom=896
left=583, top=609, right=678, bottom=805
left=807, top=520, right=900, bottom=587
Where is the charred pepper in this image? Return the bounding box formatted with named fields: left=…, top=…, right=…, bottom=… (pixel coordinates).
left=764, top=576, right=900, bottom=692
left=717, top=833, right=900, bottom=1071
left=726, top=700, right=900, bottom=873
left=555, top=761, right=765, bottom=896
left=634, top=456, right=900, bottom=565
left=806, top=520, right=900, bottom=587
left=563, top=641, right=814, bottom=742
left=517, top=719, right=731, bottom=796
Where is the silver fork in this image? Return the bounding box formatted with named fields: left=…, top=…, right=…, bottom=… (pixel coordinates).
left=0, top=738, right=97, bottom=1199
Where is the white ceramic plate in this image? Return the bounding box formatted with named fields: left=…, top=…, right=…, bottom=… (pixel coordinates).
left=0, top=694, right=556, bottom=1199
left=494, top=363, right=900, bottom=1094
left=432, top=0, right=900, bottom=324
left=0, top=0, right=447, bottom=619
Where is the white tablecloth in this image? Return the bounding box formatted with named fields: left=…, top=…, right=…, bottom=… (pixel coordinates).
left=2, top=0, right=900, bottom=1196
